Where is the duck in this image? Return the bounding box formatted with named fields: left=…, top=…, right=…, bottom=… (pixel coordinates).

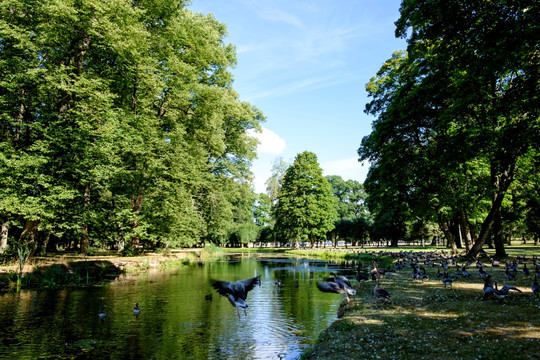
left=98, top=305, right=106, bottom=320
left=532, top=275, right=540, bottom=297
left=133, top=303, right=141, bottom=316
left=212, top=276, right=261, bottom=319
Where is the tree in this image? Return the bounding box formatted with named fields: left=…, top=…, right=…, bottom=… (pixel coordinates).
left=273, top=152, right=338, bottom=248
left=0, top=0, right=263, bottom=254
left=359, top=1, right=540, bottom=256
left=265, top=157, right=289, bottom=204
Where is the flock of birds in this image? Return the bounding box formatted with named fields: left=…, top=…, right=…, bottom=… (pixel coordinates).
left=98, top=251, right=540, bottom=320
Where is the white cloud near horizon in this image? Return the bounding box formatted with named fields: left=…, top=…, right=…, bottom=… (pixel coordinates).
left=247, top=127, right=286, bottom=155
left=321, top=157, right=370, bottom=183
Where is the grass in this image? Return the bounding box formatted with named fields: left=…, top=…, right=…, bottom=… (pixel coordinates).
left=303, top=252, right=540, bottom=360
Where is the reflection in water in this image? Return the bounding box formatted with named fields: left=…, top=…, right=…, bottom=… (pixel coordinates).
left=0, top=257, right=362, bottom=359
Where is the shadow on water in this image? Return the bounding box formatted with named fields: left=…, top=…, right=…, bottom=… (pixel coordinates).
left=0, top=257, right=368, bottom=360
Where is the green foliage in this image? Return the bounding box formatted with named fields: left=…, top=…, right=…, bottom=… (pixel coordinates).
left=0, top=0, right=263, bottom=253
left=359, top=0, right=540, bottom=255
left=273, top=152, right=338, bottom=246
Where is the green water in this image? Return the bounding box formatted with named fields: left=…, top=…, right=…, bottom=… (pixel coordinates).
left=0, top=257, right=358, bottom=359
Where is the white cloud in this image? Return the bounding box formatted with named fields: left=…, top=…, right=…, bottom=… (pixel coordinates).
left=321, top=158, right=370, bottom=183
left=247, top=127, right=286, bottom=155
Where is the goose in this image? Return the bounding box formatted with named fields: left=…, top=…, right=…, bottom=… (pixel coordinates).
left=212, top=276, right=261, bottom=319
left=441, top=271, right=455, bottom=288
left=373, top=281, right=391, bottom=304
left=496, top=283, right=522, bottom=296
left=317, top=280, right=356, bottom=303
left=419, top=267, right=429, bottom=282
left=522, top=264, right=530, bottom=276
left=321, top=272, right=356, bottom=302
left=133, top=303, right=141, bottom=316
left=98, top=305, right=106, bottom=320
left=532, top=275, right=540, bottom=297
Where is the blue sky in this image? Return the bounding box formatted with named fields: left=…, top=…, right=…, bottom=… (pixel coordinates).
left=188, top=0, right=408, bottom=193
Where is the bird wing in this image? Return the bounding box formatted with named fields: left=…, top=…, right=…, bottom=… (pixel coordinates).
left=234, top=276, right=261, bottom=300
left=212, top=280, right=235, bottom=297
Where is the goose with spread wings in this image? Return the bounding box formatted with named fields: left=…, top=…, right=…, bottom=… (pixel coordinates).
left=212, top=276, right=261, bottom=318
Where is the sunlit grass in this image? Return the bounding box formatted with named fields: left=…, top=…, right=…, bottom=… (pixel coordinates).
left=303, top=252, right=540, bottom=360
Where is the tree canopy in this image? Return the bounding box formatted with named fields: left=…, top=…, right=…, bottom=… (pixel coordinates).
left=272, top=152, right=338, bottom=248
left=0, top=0, right=263, bottom=254
left=359, top=0, right=540, bottom=256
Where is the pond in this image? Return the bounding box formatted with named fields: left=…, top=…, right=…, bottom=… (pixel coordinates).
left=0, top=257, right=361, bottom=360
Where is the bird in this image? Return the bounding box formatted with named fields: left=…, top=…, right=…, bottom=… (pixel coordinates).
left=98, top=305, right=106, bottom=320
left=133, top=303, right=141, bottom=316
left=478, top=266, right=489, bottom=279
left=212, top=276, right=261, bottom=319
left=482, top=278, right=505, bottom=300
left=522, top=264, right=530, bottom=276
left=504, top=268, right=515, bottom=281
left=323, top=272, right=356, bottom=303
left=532, top=275, right=540, bottom=297
left=419, top=267, right=429, bottom=281
left=496, top=283, right=522, bottom=296
left=441, top=271, right=455, bottom=288
left=373, top=281, right=391, bottom=305
left=317, top=280, right=355, bottom=302
left=205, top=294, right=213, bottom=300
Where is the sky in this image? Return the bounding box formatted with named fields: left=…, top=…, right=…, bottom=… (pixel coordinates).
left=188, top=0, right=408, bottom=193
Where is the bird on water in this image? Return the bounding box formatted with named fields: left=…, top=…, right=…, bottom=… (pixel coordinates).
left=212, top=276, right=261, bottom=319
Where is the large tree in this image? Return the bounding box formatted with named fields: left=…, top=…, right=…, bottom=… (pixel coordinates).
left=273, top=152, right=338, bottom=248
left=360, top=0, right=539, bottom=257
left=0, top=0, right=263, bottom=254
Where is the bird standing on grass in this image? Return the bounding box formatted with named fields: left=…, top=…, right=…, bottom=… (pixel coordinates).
left=373, top=281, right=391, bottom=305
left=133, top=303, right=141, bottom=317
left=532, top=275, right=540, bottom=297
left=212, top=276, right=261, bottom=319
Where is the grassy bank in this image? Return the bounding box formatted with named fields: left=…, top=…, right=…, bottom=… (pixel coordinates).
left=302, top=251, right=540, bottom=359
left=0, top=246, right=221, bottom=292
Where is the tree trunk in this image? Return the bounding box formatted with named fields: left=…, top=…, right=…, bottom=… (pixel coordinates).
left=459, top=210, right=472, bottom=251
left=1, top=218, right=9, bottom=253
left=438, top=213, right=457, bottom=254
left=467, top=161, right=515, bottom=259
left=130, top=189, right=144, bottom=249
left=80, top=184, right=91, bottom=254
left=20, top=220, right=39, bottom=244
left=493, top=207, right=507, bottom=257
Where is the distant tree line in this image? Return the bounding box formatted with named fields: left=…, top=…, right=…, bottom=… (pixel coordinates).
left=0, top=0, right=263, bottom=255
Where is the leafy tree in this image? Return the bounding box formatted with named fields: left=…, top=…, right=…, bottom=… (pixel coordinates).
left=265, top=157, right=289, bottom=204
left=0, top=0, right=263, bottom=254
left=360, top=1, right=539, bottom=256
left=273, top=152, right=338, bottom=248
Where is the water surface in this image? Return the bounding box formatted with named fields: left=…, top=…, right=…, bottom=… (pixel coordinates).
left=0, top=257, right=358, bottom=359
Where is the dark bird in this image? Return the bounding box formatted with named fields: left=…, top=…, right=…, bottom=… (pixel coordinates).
left=532, top=275, right=540, bottom=297
left=478, top=266, right=489, bottom=279
left=419, top=267, right=429, bottom=282
left=323, top=272, right=356, bottom=302
left=212, top=276, right=261, bottom=319
left=522, top=264, right=530, bottom=276
left=483, top=278, right=505, bottom=300
left=496, top=283, right=522, bottom=296
left=441, top=271, right=455, bottom=288
left=98, top=305, right=106, bottom=320
left=356, top=270, right=369, bottom=283
left=373, top=281, right=391, bottom=304
left=133, top=303, right=141, bottom=316
left=205, top=294, right=213, bottom=300
left=504, top=268, right=515, bottom=281
left=317, top=280, right=355, bottom=301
